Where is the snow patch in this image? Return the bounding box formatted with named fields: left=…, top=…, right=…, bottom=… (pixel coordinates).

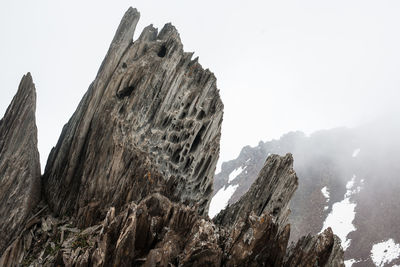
left=228, top=166, right=244, bottom=182
left=344, top=259, right=359, bottom=267
left=352, top=148, right=361, bottom=157
left=346, top=175, right=356, bottom=190
left=208, top=184, right=239, bottom=218
left=321, top=186, right=330, bottom=202
left=321, top=175, right=362, bottom=250
left=370, top=239, right=400, bottom=267
left=345, top=175, right=362, bottom=198
left=322, top=197, right=356, bottom=250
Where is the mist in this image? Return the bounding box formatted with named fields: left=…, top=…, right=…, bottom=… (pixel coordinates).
left=212, top=116, right=400, bottom=263
left=1, top=1, right=400, bottom=265
left=1, top=1, right=400, bottom=170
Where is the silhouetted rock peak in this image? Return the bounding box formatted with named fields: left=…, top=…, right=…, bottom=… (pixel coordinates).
left=0, top=73, right=41, bottom=254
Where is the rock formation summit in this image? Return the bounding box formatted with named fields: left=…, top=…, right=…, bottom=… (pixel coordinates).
left=42, top=7, right=223, bottom=222
left=0, top=73, right=41, bottom=255
left=0, top=7, right=344, bottom=266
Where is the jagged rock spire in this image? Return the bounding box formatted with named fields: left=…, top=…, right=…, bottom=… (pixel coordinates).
left=214, top=153, right=298, bottom=228
left=0, top=73, right=41, bottom=254
left=42, top=7, right=223, bottom=225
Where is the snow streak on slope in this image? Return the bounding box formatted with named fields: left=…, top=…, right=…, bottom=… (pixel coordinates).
left=209, top=184, right=239, bottom=218
left=228, top=166, right=244, bottom=182
left=344, top=258, right=359, bottom=267
left=322, top=198, right=356, bottom=250
left=321, top=186, right=330, bottom=200
left=370, top=239, right=400, bottom=267
left=321, top=186, right=330, bottom=211
left=321, top=175, right=362, bottom=250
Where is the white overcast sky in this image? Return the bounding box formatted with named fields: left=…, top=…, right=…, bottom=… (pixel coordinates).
left=1, top=0, right=400, bottom=169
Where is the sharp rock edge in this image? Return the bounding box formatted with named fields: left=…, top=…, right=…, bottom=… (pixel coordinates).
left=0, top=73, right=41, bottom=255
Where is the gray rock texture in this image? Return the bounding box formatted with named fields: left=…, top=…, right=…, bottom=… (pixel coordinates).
left=0, top=73, right=41, bottom=254
left=214, top=154, right=298, bottom=228
left=1, top=156, right=342, bottom=267
left=284, top=227, right=344, bottom=267
left=42, top=7, right=223, bottom=224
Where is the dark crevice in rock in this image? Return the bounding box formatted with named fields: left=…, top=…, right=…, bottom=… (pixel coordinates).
left=196, top=109, right=206, bottom=120
left=116, top=85, right=135, bottom=98
left=157, top=44, right=167, bottom=57
left=172, top=146, right=183, bottom=164
left=258, top=194, right=272, bottom=216
left=190, top=125, right=206, bottom=153
left=198, top=156, right=212, bottom=179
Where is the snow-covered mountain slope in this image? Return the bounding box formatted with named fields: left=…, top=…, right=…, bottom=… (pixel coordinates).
left=212, top=121, right=400, bottom=266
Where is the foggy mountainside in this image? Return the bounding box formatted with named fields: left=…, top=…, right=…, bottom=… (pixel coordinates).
left=212, top=117, right=400, bottom=267
left=0, top=7, right=345, bottom=266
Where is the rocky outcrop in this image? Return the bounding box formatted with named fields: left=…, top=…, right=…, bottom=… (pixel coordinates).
left=0, top=73, right=41, bottom=254
left=0, top=195, right=222, bottom=267
left=284, top=227, right=344, bottom=267
left=214, top=154, right=297, bottom=266
left=1, top=155, right=343, bottom=267
left=42, top=7, right=223, bottom=225
left=0, top=7, right=345, bottom=267
left=214, top=154, right=298, bottom=228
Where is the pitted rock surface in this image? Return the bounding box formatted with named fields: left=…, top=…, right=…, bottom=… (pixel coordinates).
left=42, top=7, right=223, bottom=223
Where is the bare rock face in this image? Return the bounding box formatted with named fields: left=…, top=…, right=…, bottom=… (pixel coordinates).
left=214, top=154, right=298, bottom=228
left=0, top=195, right=223, bottom=267
left=42, top=7, right=223, bottom=223
left=1, top=156, right=342, bottom=267
left=214, top=154, right=296, bottom=266
left=284, top=227, right=344, bottom=267
left=0, top=73, right=41, bottom=254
